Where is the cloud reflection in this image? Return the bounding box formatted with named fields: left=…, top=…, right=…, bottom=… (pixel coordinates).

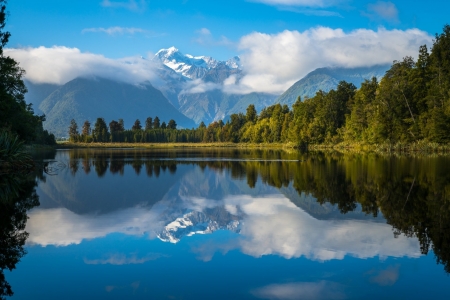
left=26, top=193, right=421, bottom=261
left=251, top=281, right=346, bottom=300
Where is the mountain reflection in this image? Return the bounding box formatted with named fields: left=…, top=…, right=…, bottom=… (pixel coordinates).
left=29, top=149, right=450, bottom=273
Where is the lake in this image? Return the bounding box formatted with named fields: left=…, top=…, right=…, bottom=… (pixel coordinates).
left=2, top=148, right=450, bottom=299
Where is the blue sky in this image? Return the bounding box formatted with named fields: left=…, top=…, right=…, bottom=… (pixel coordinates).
left=7, top=0, right=448, bottom=60
left=4, top=0, right=448, bottom=94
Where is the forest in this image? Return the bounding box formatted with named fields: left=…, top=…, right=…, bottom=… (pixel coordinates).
left=69, top=25, right=450, bottom=148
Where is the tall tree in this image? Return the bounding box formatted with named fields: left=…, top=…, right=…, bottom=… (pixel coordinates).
left=92, top=118, right=108, bottom=142
left=167, top=119, right=177, bottom=130
left=68, top=119, right=79, bottom=142
left=153, top=116, right=160, bottom=129
left=246, top=104, right=257, bottom=124
left=132, top=119, right=142, bottom=131
left=145, top=117, right=153, bottom=130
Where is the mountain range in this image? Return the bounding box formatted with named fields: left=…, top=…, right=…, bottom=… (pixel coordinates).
left=24, top=47, right=390, bottom=137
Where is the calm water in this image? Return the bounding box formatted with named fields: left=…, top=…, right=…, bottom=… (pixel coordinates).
left=3, top=148, right=450, bottom=299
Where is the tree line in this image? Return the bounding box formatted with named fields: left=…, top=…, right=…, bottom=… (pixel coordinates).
left=70, top=25, right=450, bottom=146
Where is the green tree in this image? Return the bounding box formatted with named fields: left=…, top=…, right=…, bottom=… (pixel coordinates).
left=246, top=104, right=257, bottom=124
left=92, top=118, right=108, bottom=142
left=167, top=119, right=177, bottom=129
left=153, top=116, right=160, bottom=129
left=68, top=119, right=79, bottom=142
left=161, top=121, right=167, bottom=129
left=145, top=117, right=153, bottom=130
left=132, top=119, right=142, bottom=131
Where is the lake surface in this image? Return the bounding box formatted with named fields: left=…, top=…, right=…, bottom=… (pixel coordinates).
left=3, top=148, right=450, bottom=299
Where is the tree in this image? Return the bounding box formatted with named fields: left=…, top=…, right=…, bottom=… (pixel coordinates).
left=68, top=119, right=79, bottom=142
left=161, top=121, right=167, bottom=129
left=132, top=119, right=142, bottom=131
left=145, top=117, right=153, bottom=130
left=246, top=104, right=257, bottom=124
left=92, top=118, right=108, bottom=142
left=81, top=120, right=91, bottom=136
left=153, top=116, right=160, bottom=129
left=118, top=119, right=124, bottom=131
left=167, top=119, right=177, bottom=130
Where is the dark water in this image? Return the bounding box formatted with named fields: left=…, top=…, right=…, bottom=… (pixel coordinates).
left=3, top=148, right=450, bottom=299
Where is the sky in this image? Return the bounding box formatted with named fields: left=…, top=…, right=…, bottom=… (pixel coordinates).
left=4, top=0, right=450, bottom=94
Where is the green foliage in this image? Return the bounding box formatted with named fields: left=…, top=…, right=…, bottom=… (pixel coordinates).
left=0, top=130, right=33, bottom=172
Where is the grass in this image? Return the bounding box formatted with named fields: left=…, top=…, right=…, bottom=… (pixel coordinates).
left=54, top=140, right=450, bottom=154
left=0, top=130, right=34, bottom=173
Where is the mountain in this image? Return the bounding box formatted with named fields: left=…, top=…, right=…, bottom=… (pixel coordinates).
left=153, top=46, right=222, bottom=80
left=276, top=65, right=390, bottom=107
left=38, top=77, right=196, bottom=137
left=151, top=47, right=278, bottom=124
left=24, top=80, right=60, bottom=115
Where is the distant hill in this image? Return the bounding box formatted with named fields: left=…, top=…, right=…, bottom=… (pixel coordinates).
left=276, top=65, right=390, bottom=107
left=24, top=80, right=60, bottom=115
left=37, top=77, right=196, bottom=137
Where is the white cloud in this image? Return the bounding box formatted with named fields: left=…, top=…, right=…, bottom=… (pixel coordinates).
left=101, top=0, right=147, bottom=12
left=25, top=206, right=163, bottom=246
left=366, top=1, right=399, bottom=22
left=5, top=46, right=157, bottom=85
left=82, top=26, right=148, bottom=36
left=181, top=78, right=221, bottom=94
left=224, top=27, right=432, bottom=94
left=252, top=281, right=345, bottom=300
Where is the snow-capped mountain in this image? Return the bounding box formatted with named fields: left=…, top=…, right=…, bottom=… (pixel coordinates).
left=158, top=210, right=241, bottom=243
left=152, top=46, right=240, bottom=80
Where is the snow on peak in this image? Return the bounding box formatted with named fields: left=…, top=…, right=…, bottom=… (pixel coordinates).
left=152, top=47, right=240, bottom=79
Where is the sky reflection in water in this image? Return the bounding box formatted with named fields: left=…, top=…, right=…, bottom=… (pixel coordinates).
left=7, top=149, right=450, bottom=299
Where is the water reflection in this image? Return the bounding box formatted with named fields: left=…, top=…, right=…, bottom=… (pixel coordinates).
left=23, top=149, right=450, bottom=273
left=0, top=171, right=40, bottom=299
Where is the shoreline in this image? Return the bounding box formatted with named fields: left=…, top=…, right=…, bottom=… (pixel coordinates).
left=44, top=141, right=450, bottom=154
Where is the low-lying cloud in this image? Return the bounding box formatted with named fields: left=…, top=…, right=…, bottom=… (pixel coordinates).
left=6, top=26, right=433, bottom=95
left=5, top=46, right=157, bottom=85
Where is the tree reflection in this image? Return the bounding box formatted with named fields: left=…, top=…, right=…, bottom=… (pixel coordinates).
left=0, top=172, right=40, bottom=299
left=65, top=149, right=450, bottom=273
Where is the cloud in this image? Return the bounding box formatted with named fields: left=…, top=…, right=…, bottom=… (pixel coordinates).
left=5, top=46, right=157, bottom=85
left=25, top=206, right=163, bottom=246
left=365, top=1, right=399, bottom=23
left=181, top=78, right=221, bottom=94
left=84, top=252, right=168, bottom=265
left=223, top=27, right=432, bottom=94
left=82, top=26, right=149, bottom=36
left=251, top=281, right=345, bottom=300
left=100, top=0, right=147, bottom=12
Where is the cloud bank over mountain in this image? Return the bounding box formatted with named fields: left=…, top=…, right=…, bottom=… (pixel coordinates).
left=7, top=27, right=432, bottom=95
left=5, top=46, right=157, bottom=85
left=231, top=27, right=432, bottom=94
